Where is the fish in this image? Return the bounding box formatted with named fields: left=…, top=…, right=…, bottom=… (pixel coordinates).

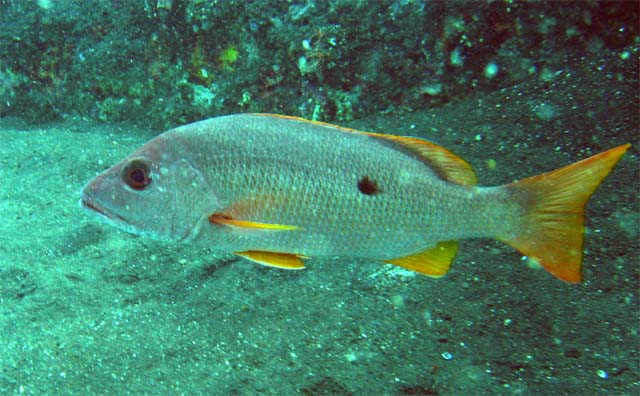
left=80, top=113, right=630, bottom=283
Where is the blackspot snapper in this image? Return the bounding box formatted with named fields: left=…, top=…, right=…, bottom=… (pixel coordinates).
left=80, top=113, right=630, bottom=283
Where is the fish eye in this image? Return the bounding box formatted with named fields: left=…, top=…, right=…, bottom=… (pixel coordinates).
left=122, top=159, right=152, bottom=190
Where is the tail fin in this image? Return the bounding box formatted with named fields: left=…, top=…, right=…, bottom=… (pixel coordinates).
left=499, top=144, right=630, bottom=283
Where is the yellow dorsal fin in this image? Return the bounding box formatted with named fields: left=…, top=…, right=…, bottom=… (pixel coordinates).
left=363, top=132, right=477, bottom=185
left=235, top=250, right=307, bottom=269
left=385, top=241, right=459, bottom=277
left=208, top=213, right=301, bottom=231
left=251, top=113, right=476, bottom=186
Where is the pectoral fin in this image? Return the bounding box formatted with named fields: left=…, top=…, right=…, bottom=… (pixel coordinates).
left=385, top=241, right=459, bottom=277
left=209, top=213, right=301, bottom=231
left=235, top=250, right=307, bottom=270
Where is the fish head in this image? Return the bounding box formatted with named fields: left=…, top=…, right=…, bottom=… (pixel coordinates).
left=80, top=132, right=216, bottom=242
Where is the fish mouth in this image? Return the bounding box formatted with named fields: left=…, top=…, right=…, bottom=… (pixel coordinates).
left=80, top=197, right=128, bottom=225
left=80, top=195, right=188, bottom=242
left=81, top=198, right=103, bottom=215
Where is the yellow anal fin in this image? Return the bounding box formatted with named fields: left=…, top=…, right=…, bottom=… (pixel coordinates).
left=209, top=212, right=301, bottom=231
left=235, top=250, right=307, bottom=270
left=385, top=241, right=459, bottom=277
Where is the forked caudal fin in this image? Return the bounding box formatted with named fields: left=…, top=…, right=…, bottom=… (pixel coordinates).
left=499, top=144, right=630, bottom=283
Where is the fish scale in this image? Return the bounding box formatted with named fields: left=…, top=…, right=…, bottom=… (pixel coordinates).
left=199, top=137, right=462, bottom=258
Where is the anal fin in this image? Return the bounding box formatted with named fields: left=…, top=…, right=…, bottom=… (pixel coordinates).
left=235, top=250, right=307, bottom=270
left=385, top=241, right=459, bottom=277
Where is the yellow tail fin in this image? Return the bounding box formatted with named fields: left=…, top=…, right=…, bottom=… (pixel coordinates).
left=499, top=144, right=630, bottom=283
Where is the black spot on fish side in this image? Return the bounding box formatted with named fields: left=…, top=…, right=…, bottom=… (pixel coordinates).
left=357, top=176, right=380, bottom=195
left=122, top=159, right=152, bottom=190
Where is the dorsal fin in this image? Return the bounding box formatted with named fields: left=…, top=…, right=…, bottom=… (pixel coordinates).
left=363, top=132, right=477, bottom=186
left=251, top=113, right=477, bottom=186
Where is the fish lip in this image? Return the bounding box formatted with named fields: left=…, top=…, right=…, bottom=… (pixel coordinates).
left=80, top=198, right=103, bottom=214
left=80, top=197, right=128, bottom=225
left=80, top=195, right=188, bottom=242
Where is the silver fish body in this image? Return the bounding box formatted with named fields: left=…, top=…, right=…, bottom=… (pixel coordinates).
left=83, top=114, right=511, bottom=256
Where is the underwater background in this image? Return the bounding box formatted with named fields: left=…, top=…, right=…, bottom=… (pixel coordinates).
left=0, top=1, right=638, bottom=395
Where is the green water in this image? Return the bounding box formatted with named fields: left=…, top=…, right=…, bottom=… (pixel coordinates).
left=0, top=1, right=638, bottom=395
